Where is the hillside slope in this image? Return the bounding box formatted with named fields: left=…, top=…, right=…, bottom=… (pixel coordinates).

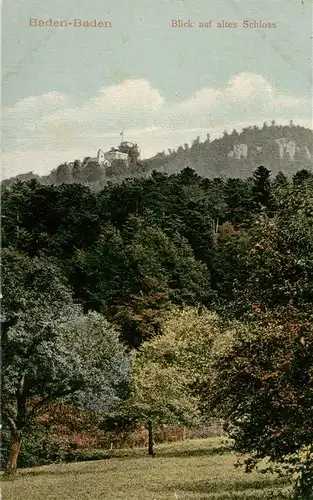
left=2, top=438, right=289, bottom=500
left=146, top=122, right=313, bottom=179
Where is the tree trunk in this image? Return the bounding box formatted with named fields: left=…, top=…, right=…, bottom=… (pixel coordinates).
left=147, top=420, right=154, bottom=456
left=5, top=429, right=22, bottom=476
left=5, top=374, right=26, bottom=476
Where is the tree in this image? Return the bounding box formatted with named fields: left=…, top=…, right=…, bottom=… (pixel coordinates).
left=293, top=169, right=313, bottom=186
left=131, top=334, right=200, bottom=456
left=1, top=181, right=101, bottom=259
left=206, top=318, right=313, bottom=499
left=235, top=207, right=313, bottom=316
left=82, top=160, right=105, bottom=183
left=251, top=166, right=273, bottom=212
left=55, top=163, right=72, bottom=184
left=1, top=249, right=129, bottom=475
left=129, top=307, right=223, bottom=455
left=224, top=178, right=252, bottom=224
left=208, top=222, right=250, bottom=305
left=69, top=218, right=211, bottom=347
left=272, top=172, right=290, bottom=203
left=72, top=159, right=82, bottom=182
left=157, top=307, right=225, bottom=409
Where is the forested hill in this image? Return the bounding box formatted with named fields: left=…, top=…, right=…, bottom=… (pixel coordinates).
left=2, top=122, right=313, bottom=188
left=146, top=122, right=313, bottom=178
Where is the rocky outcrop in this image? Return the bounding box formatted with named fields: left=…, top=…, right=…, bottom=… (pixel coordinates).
left=275, top=138, right=296, bottom=160
left=227, top=138, right=311, bottom=162
left=228, top=144, right=248, bottom=159
left=302, top=145, right=312, bottom=159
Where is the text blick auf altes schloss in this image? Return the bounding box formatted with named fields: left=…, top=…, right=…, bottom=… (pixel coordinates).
left=171, top=20, right=277, bottom=28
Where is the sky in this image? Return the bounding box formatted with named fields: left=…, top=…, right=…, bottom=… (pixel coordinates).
left=2, top=0, right=313, bottom=178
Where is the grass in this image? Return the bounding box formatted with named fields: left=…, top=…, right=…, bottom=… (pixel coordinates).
left=1, top=437, right=291, bottom=499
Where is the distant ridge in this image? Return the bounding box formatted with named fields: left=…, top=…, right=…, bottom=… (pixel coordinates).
left=2, top=122, right=312, bottom=189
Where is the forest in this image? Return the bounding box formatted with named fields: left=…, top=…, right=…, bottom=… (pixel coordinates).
left=2, top=162, right=313, bottom=499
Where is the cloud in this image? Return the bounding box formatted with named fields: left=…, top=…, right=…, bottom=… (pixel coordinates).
left=4, top=91, right=69, bottom=122
left=89, top=79, right=164, bottom=112
left=2, top=73, right=311, bottom=178
left=226, top=73, right=273, bottom=101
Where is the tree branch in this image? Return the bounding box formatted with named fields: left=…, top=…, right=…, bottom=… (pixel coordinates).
left=27, top=386, right=83, bottom=422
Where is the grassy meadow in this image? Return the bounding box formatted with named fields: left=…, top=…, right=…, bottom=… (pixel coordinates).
left=1, top=438, right=291, bottom=500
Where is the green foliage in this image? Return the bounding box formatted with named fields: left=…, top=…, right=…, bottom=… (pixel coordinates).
left=1, top=249, right=129, bottom=473
left=69, top=217, right=211, bottom=346
left=2, top=164, right=313, bottom=348
left=1, top=147, right=313, bottom=487
left=129, top=307, right=224, bottom=429
left=206, top=318, right=313, bottom=499
left=1, top=181, right=101, bottom=257
left=157, top=307, right=224, bottom=397
left=131, top=347, right=200, bottom=442
left=251, top=165, right=275, bottom=213
left=2, top=250, right=128, bottom=412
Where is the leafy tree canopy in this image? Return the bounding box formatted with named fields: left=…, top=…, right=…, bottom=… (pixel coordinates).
left=1, top=249, right=129, bottom=474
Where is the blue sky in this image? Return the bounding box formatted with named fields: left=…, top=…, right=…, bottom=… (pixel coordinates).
left=2, top=0, right=313, bottom=178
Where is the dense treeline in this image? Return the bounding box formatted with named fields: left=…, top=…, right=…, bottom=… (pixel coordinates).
left=2, top=165, right=313, bottom=497
left=2, top=166, right=313, bottom=347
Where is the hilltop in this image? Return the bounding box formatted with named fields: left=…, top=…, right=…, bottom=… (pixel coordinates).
left=146, top=121, right=312, bottom=178
left=2, top=122, right=312, bottom=189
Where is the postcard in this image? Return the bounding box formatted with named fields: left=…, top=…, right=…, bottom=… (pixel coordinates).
left=2, top=1, right=313, bottom=499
